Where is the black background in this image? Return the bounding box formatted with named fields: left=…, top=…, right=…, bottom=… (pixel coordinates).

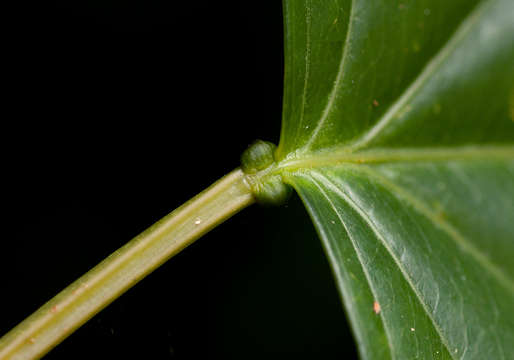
left=2, top=1, right=357, bottom=359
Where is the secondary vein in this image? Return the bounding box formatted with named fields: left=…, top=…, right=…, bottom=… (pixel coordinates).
left=308, top=170, right=457, bottom=359
left=351, top=164, right=514, bottom=296
left=303, top=0, right=356, bottom=151
left=295, top=0, right=313, bottom=146
left=308, top=175, right=396, bottom=360
left=346, top=0, right=492, bottom=151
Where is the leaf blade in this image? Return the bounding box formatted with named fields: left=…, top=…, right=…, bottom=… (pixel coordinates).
left=278, top=0, right=514, bottom=158
left=287, top=160, right=514, bottom=359
left=291, top=171, right=454, bottom=360
left=278, top=0, right=514, bottom=358
left=348, top=0, right=514, bottom=151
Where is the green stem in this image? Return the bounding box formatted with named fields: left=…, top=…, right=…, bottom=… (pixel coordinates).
left=0, top=169, right=255, bottom=360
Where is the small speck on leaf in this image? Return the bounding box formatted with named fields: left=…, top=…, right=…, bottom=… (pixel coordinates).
left=194, top=219, right=201, bottom=225
left=373, top=99, right=379, bottom=107
left=410, top=327, right=415, bottom=332
left=373, top=301, right=381, bottom=314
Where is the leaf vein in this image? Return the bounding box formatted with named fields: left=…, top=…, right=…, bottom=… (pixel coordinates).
left=307, top=175, right=396, bottom=359
left=278, top=145, right=514, bottom=171
left=294, top=0, right=313, bottom=147
left=347, top=0, right=493, bottom=151
left=353, top=164, right=514, bottom=295
left=308, top=170, right=457, bottom=359
left=303, top=0, right=356, bottom=151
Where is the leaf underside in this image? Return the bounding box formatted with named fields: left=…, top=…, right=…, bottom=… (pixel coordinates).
left=278, top=0, right=514, bottom=359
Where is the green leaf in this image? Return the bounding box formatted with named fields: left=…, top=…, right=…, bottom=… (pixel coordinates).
left=275, top=0, right=514, bottom=359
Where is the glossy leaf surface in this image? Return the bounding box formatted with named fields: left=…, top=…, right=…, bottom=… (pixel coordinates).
left=276, top=0, right=514, bottom=359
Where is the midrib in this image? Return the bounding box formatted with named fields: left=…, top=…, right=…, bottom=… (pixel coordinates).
left=277, top=145, right=514, bottom=172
